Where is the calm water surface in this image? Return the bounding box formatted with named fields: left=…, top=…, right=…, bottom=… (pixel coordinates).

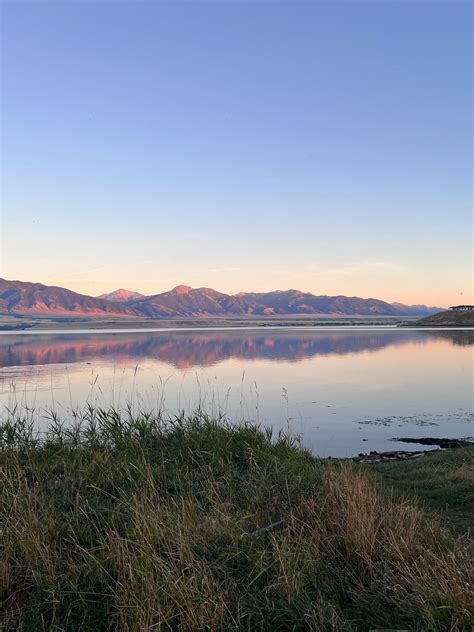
left=0, top=327, right=472, bottom=457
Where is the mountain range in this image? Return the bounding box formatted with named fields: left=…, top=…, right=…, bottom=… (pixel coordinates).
left=0, top=279, right=443, bottom=318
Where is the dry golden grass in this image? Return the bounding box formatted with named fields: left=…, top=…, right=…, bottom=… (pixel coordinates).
left=1, top=411, right=473, bottom=630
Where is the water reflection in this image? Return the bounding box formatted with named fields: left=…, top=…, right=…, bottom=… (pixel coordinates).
left=0, top=329, right=471, bottom=370
left=0, top=328, right=472, bottom=457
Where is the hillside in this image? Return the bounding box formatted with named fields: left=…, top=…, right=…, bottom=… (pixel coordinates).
left=0, top=278, right=443, bottom=319
left=0, top=279, right=138, bottom=318
left=412, top=309, right=474, bottom=327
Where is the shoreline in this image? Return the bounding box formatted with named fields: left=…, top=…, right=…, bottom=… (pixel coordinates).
left=1, top=323, right=473, bottom=335
left=1, top=312, right=472, bottom=333
left=344, top=437, right=474, bottom=464
left=0, top=314, right=418, bottom=332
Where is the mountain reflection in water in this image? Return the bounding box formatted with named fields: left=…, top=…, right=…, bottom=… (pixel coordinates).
left=0, top=328, right=472, bottom=457
left=0, top=329, right=471, bottom=370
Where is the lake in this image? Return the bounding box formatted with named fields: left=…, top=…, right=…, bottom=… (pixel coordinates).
left=0, top=327, right=472, bottom=457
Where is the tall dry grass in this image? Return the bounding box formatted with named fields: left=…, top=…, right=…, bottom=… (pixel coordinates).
left=1, top=409, right=472, bottom=630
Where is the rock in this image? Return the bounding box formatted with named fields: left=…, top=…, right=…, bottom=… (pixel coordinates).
left=352, top=449, right=437, bottom=464
left=393, top=437, right=473, bottom=449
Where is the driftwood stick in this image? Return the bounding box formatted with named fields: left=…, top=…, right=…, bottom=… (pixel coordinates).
left=248, top=519, right=286, bottom=538
left=201, top=518, right=287, bottom=562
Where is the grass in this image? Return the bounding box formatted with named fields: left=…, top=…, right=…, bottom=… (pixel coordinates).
left=368, top=445, right=474, bottom=535
left=1, top=408, right=473, bottom=631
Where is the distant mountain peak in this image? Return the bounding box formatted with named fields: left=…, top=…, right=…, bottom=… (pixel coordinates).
left=169, top=285, right=193, bottom=295
left=98, top=289, right=145, bottom=302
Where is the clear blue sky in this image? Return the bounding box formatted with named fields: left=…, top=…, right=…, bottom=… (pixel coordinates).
left=1, top=0, right=472, bottom=305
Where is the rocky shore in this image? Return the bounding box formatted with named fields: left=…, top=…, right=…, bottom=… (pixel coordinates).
left=347, top=437, right=473, bottom=465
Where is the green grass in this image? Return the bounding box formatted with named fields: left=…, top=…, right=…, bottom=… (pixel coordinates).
left=368, top=445, right=474, bottom=535
left=1, top=409, right=473, bottom=631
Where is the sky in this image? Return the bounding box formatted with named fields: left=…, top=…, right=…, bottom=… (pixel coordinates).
left=1, top=0, right=472, bottom=307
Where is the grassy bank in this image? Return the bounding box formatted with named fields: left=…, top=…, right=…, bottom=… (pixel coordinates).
left=369, top=445, right=474, bottom=535
left=1, top=411, right=473, bottom=631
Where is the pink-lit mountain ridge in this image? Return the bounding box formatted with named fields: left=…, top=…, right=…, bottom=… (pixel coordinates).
left=0, top=279, right=443, bottom=318
left=97, top=288, right=145, bottom=302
